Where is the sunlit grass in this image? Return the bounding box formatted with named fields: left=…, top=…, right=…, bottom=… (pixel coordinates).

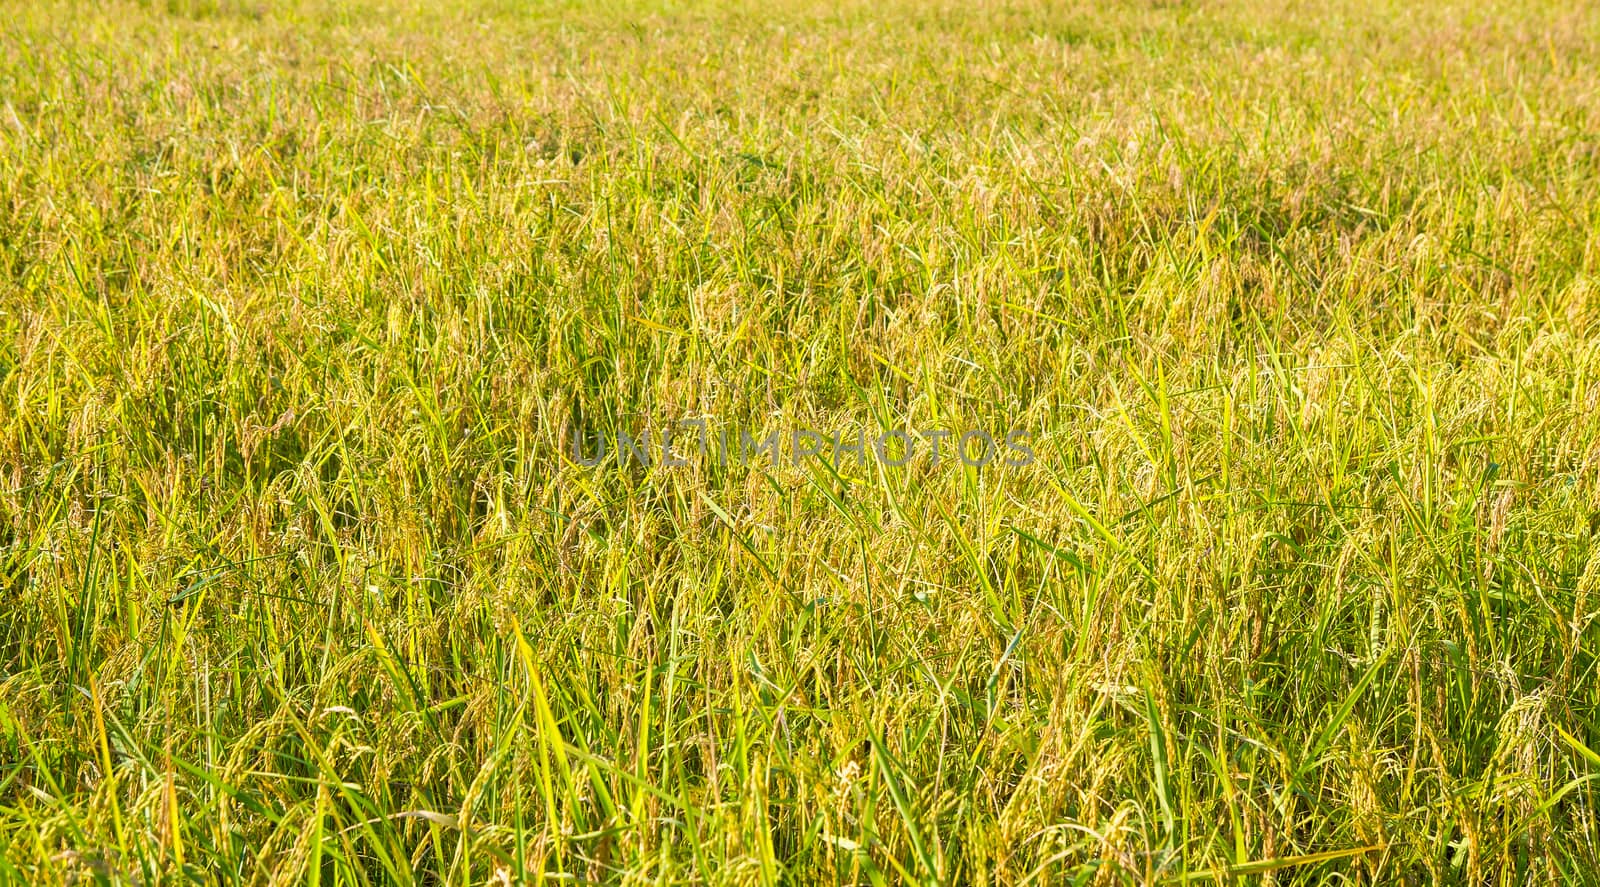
left=2, top=0, right=1600, bottom=882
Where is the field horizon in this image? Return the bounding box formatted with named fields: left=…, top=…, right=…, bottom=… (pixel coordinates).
left=3, top=0, right=1600, bottom=883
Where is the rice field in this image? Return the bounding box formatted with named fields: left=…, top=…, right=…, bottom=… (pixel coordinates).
left=3, top=0, right=1600, bottom=882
